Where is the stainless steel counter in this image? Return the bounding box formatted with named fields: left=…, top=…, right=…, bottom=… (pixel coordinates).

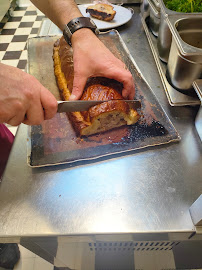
left=0, top=5, right=202, bottom=268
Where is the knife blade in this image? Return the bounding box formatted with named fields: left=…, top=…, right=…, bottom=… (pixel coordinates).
left=57, top=100, right=141, bottom=113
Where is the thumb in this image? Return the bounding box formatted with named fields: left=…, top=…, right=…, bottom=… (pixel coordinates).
left=69, top=74, right=87, bottom=100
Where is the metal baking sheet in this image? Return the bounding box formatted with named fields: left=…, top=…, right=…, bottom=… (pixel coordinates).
left=27, top=31, right=180, bottom=167
left=141, top=16, right=200, bottom=107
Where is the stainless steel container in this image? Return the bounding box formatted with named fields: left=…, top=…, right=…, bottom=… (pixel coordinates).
left=147, top=0, right=161, bottom=36
left=193, top=80, right=202, bottom=141
left=166, top=15, right=202, bottom=90
left=157, top=13, right=172, bottom=62
left=157, top=0, right=178, bottom=62
left=140, top=0, right=150, bottom=18
left=157, top=0, right=202, bottom=63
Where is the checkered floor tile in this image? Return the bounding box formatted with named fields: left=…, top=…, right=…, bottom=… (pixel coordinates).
left=0, top=5, right=45, bottom=70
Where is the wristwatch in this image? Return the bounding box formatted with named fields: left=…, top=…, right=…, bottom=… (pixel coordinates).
left=63, top=17, right=99, bottom=46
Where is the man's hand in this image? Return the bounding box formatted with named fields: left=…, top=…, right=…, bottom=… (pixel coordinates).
left=70, top=29, right=135, bottom=101
left=30, top=0, right=135, bottom=101
left=0, top=63, right=57, bottom=126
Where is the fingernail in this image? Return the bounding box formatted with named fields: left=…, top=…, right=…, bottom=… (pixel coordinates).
left=69, top=94, right=77, bottom=100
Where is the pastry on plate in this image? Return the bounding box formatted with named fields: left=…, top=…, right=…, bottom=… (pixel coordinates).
left=86, top=3, right=116, bottom=21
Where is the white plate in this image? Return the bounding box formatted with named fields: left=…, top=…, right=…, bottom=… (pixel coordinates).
left=78, top=4, right=133, bottom=30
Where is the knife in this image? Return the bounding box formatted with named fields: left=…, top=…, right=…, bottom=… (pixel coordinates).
left=57, top=100, right=141, bottom=113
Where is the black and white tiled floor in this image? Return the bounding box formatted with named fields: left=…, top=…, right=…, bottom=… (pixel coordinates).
left=0, top=5, right=45, bottom=71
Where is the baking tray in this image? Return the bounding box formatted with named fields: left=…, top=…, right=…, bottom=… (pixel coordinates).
left=27, top=31, right=180, bottom=167
left=141, top=16, right=201, bottom=106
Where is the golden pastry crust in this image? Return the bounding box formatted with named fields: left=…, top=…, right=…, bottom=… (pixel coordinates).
left=86, top=3, right=116, bottom=21
left=53, top=37, right=140, bottom=136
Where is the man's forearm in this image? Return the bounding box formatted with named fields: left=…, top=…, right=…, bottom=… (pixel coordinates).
left=31, top=0, right=82, bottom=30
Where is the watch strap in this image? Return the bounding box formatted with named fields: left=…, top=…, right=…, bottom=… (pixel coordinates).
left=63, top=17, right=99, bottom=46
